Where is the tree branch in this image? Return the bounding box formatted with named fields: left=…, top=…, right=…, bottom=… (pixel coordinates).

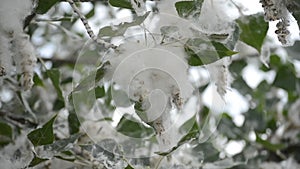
left=66, top=0, right=116, bottom=49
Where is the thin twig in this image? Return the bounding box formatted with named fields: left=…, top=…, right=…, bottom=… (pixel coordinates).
left=230, top=0, right=244, bottom=16
left=154, top=156, right=164, bottom=169
left=66, top=0, right=116, bottom=49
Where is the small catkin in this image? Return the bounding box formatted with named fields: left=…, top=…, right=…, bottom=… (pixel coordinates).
left=259, top=0, right=291, bottom=45
left=0, top=0, right=35, bottom=89
left=207, top=57, right=232, bottom=98
left=12, top=33, right=36, bottom=90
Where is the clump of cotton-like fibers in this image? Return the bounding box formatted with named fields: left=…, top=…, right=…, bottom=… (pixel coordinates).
left=12, top=33, right=37, bottom=90
left=259, top=0, right=293, bottom=45
left=131, top=0, right=147, bottom=16
left=206, top=57, right=233, bottom=98
left=0, top=0, right=36, bottom=90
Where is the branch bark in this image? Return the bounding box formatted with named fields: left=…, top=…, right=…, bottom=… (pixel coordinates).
left=66, top=0, right=116, bottom=49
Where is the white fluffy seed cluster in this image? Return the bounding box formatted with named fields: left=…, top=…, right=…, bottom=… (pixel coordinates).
left=275, top=19, right=291, bottom=44
left=12, top=34, right=37, bottom=90
left=259, top=0, right=291, bottom=45
left=0, top=0, right=36, bottom=90
left=207, top=57, right=232, bottom=98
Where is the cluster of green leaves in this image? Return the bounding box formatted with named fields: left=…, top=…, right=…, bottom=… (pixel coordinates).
left=223, top=53, right=300, bottom=168
left=25, top=114, right=83, bottom=167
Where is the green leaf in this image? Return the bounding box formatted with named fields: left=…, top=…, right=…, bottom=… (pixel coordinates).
left=156, top=118, right=199, bottom=156
left=229, top=59, right=247, bottom=74
left=125, top=164, right=134, bottom=169
left=44, top=133, right=81, bottom=152
left=185, top=50, right=203, bottom=66
left=33, top=73, right=44, bottom=87
left=178, top=122, right=199, bottom=145
left=175, top=0, right=204, bottom=18
left=98, top=12, right=150, bottom=38
left=191, top=141, right=220, bottom=162
left=191, top=142, right=220, bottom=162
left=185, top=38, right=218, bottom=66
left=95, top=86, right=105, bottom=98
left=27, top=115, right=57, bottom=146
left=179, top=115, right=196, bottom=134
left=226, top=24, right=240, bottom=50
left=236, top=14, right=268, bottom=52
left=28, top=154, right=48, bottom=167
left=109, top=0, right=132, bottom=9
left=61, top=77, right=73, bottom=85
left=211, top=41, right=238, bottom=57
left=85, top=8, right=95, bottom=19
left=36, top=0, right=59, bottom=14
left=217, top=113, right=243, bottom=140
left=0, top=122, right=12, bottom=146
left=273, top=65, right=297, bottom=91
left=72, top=62, right=109, bottom=92
left=69, top=88, right=97, bottom=113
left=53, top=99, right=65, bottom=111
left=116, top=114, right=155, bottom=138
left=175, top=1, right=196, bottom=18
left=255, top=133, right=285, bottom=151
left=185, top=38, right=236, bottom=66
left=46, top=69, right=64, bottom=104
left=269, top=54, right=282, bottom=68
left=112, top=89, right=132, bottom=107
left=133, top=100, right=151, bottom=122
left=199, top=106, right=210, bottom=128
left=68, top=113, right=80, bottom=135
left=243, top=109, right=266, bottom=133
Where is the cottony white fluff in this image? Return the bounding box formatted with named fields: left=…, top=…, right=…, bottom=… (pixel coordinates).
left=0, top=132, right=33, bottom=169
left=0, top=0, right=33, bottom=33
left=195, top=0, right=234, bottom=34
left=206, top=57, right=233, bottom=98
left=12, top=33, right=37, bottom=90
left=0, top=0, right=36, bottom=90
left=104, top=36, right=195, bottom=150
left=131, top=0, right=147, bottom=16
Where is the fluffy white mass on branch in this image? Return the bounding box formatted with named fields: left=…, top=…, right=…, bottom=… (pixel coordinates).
left=206, top=57, right=233, bottom=98
left=0, top=0, right=36, bottom=90
left=12, top=33, right=37, bottom=90
left=0, top=0, right=33, bottom=33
